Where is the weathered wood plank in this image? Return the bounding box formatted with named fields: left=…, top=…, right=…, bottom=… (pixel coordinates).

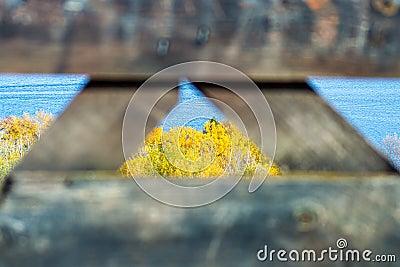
left=1, top=0, right=400, bottom=77
left=0, top=172, right=399, bottom=267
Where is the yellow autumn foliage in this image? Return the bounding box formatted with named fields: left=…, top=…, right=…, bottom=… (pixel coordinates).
left=0, top=112, right=54, bottom=180
left=120, top=120, right=280, bottom=178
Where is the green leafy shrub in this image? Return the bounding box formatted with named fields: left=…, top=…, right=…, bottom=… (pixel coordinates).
left=120, top=120, right=280, bottom=178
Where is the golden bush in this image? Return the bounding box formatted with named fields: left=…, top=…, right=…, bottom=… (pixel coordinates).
left=0, top=112, right=54, bottom=180
left=120, top=120, right=280, bottom=178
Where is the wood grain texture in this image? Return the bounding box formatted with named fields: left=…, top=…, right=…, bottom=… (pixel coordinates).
left=1, top=0, right=400, bottom=78
left=0, top=171, right=399, bottom=267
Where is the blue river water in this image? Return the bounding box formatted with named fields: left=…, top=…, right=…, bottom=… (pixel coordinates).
left=308, top=77, right=400, bottom=149
left=0, top=74, right=88, bottom=120
left=159, top=79, right=226, bottom=131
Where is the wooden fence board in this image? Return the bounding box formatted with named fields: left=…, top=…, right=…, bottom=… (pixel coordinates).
left=0, top=172, right=399, bottom=267
left=1, top=0, right=400, bottom=78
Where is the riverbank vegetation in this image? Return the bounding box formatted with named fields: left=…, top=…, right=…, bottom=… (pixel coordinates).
left=120, top=119, right=280, bottom=178
left=383, top=133, right=400, bottom=168
left=0, top=112, right=53, bottom=180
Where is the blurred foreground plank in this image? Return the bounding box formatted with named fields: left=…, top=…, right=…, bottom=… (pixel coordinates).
left=1, top=0, right=400, bottom=78
left=0, top=172, right=399, bottom=267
